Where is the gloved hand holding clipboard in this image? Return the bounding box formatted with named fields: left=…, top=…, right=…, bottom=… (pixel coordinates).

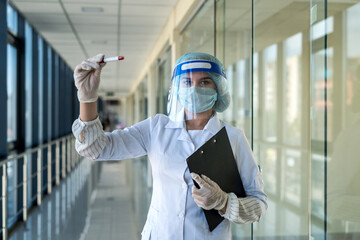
left=186, top=127, right=246, bottom=232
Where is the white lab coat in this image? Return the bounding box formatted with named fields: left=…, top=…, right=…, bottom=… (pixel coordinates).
left=88, top=113, right=267, bottom=240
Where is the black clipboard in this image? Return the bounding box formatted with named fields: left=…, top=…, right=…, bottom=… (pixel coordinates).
left=186, top=127, right=246, bottom=232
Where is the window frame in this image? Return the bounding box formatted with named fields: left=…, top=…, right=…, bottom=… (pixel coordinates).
left=6, top=27, right=24, bottom=154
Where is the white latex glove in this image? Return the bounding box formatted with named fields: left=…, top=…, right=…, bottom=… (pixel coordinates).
left=191, top=172, right=229, bottom=211
left=74, top=53, right=106, bottom=103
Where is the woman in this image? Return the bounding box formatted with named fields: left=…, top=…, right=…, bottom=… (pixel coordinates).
left=72, top=52, right=267, bottom=239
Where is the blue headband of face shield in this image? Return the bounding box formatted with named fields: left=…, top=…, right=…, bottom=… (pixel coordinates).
left=171, top=60, right=226, bottom=81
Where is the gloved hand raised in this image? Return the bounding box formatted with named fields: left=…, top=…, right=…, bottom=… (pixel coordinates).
left=74, top=53, right=106, bottom=103
left=191, top=173, right=229, bottom=211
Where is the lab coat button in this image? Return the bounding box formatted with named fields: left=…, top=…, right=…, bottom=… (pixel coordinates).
left=179, top=213, right=184, bottom=218
left=182, top=183, right=187, bottom=189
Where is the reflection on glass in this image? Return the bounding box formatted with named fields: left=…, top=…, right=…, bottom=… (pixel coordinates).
left=310, top=41, right=329, bottom=240
left=311, top=48, right=327, bottom=142
left=311, top=47, right=333, bottom=143
left=325, top=1, right=360, bottom=238
left=7, top=44, right=17, bottom=143
left=56, top=191, right=59, bottom=235
left=47, top=201, right=52, bottom=240
left=263, top=147, right=277, bottom=196
left=263, top=44, right=277, bottom=142
left=253, top=1, right=310, bottom=238
left=326, top=48, right=334, bottom=143
left=37, top=211, right=42, bottom=239
left=7, top=161, right=17, bottom=226
left=283, top=33, right=302, bottom=146
left=311, top=153, right=325, bottom=220
left=235, top=59, right=251, bottom=137
left=220, top=0, right=252, bottom=238
left=26, top=154, right=32, bottom=206
left=180, top=0, right=214, bottom=55
left=311, top=17, right=333, bottom=41
left=253, top=53, right=259, bottom=140
left=284, top=150, right=301, bottom=207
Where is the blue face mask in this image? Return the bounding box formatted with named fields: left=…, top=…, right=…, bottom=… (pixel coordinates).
left=178, top=86, right=218, bottom=113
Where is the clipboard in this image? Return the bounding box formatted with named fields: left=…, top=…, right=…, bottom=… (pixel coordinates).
left=186, top=127, right=246, bottom=232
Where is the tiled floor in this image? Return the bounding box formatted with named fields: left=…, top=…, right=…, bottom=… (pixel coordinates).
left=8, top=160, right=138, bottom=240
left=82, top=162, right=137, bottom=240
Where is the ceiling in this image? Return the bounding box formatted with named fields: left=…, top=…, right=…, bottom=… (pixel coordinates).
left=10, top=0, right=179, bottom=98
left=9, top=0, right=359, bottom=100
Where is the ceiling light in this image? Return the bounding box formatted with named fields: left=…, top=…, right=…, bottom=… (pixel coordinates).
left=81, top=7, right=103, bottom=13
left=92, top=40, right=107, bottom=45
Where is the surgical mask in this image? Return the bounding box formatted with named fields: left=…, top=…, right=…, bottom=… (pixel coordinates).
left=178, top=86, right=217, bottom=113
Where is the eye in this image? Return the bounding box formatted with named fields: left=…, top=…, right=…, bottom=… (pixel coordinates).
left=201, top=80, right=210, bottom=85
left=181, top=78, right=192, bottom=87
left=200, top=78, right=213, bottom=87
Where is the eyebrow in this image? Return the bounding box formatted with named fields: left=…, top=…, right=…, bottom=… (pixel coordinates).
left=199, top=77, right=212, bottom=80
left=180, top=77, right=212, bottom=80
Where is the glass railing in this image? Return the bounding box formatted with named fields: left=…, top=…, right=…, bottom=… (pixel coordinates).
left=0, top=135, right=90, bottom=240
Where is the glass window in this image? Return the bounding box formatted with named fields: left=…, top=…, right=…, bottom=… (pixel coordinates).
left=25, top=22, right=32, bottom=148
left=311, top=48, right=328, bottom=143
left=262, top=44, right=278, bottom=142
left=219, top=0, right=252, bottom=237
left=283, top=33, right=302, bottom=146
left=311, top=153, right=325, bottom=220
left=143, top=75, right=148, bottom=119
left=324, top=1, right=360, bottom=237
left=253, top=1, right=310, bottom=238
left=38, top=37, right=44, bottom=143
left=7, top=44, right=17, bottom=143
left=311, top=17, right=333, bottom=41
left=222, top=65, right=233, bottom=123
left=262, top=146, right=277, bottom=195
left=284, top=149, right=302, bottom=207
left=235, top=59, right=251, bottom=137
left=47, top=47, right=52, bottom=141
left=54, top=55, right=59, bottom=139
left=6, top=4, right=18, bottom=34
left=156, top=49, right=171, bottom=114
left=116, top=1, right=360, bottom=238
left=180, top=0, right=215, bottom=55
left=253, top=53, right=260, bottom=140
left=138, top=82, right=146, bottom=121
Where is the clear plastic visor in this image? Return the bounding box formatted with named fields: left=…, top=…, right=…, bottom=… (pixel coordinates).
left=168, top=71, right=217, bottom=121
left=168, top=60, right=227, bottom=122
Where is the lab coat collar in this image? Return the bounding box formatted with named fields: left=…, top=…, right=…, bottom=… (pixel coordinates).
left=203, top=112, right=223, bottom=135
left=165, top=118, right=186, bottom=129
left=165, top=112, right=223, bottom=135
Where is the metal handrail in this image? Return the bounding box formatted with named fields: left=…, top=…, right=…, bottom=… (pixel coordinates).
left=1, top=134, right=80, bottom=240
left=0, top=135, right=71, bottom=167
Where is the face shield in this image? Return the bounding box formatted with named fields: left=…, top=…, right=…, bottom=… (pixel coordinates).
left=167, top=59, right=229, bottom=121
